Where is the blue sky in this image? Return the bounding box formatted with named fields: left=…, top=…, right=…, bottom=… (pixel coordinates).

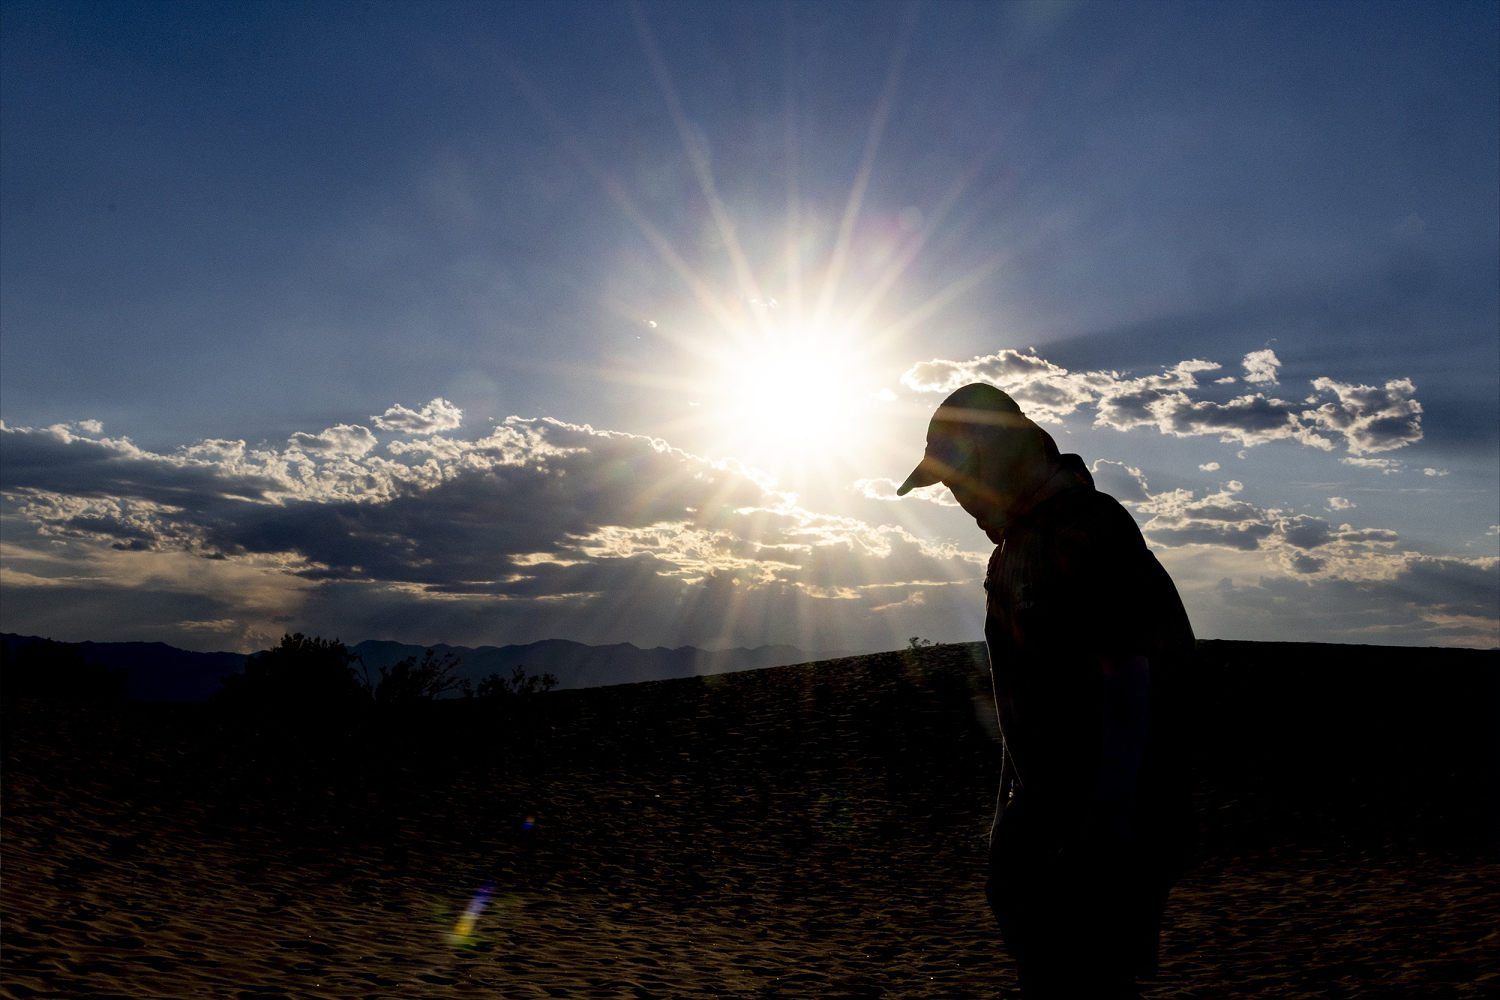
left=2, top=0, right=1496, bottom=655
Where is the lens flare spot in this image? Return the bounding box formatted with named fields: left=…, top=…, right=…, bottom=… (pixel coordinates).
left=447, top=880, right=495, bottom=947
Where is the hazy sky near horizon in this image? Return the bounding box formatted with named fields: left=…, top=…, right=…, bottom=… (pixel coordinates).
left=3, top=0, right=1496, bottom=655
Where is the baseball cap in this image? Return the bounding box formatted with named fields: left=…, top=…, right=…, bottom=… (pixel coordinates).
left=896, top=383, right=1027, bottom=496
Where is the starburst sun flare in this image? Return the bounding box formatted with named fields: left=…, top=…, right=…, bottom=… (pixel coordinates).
left=698, top=313, right=883, bottom=474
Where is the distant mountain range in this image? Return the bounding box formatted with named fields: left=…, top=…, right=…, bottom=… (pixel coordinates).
left=0, top=633, right=857, bottom=702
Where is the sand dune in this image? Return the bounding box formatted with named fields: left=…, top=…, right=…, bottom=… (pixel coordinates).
left=3, top=642, right=1496, bottom=997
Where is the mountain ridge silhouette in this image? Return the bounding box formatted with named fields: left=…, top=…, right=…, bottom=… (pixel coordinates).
left=0, top=632, right=862, bottom=701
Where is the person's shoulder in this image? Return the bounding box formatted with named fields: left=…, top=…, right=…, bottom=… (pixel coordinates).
left=1048, top=484, right=1145, bottom=551
left=1086, top=486, right=1140, bottom=528
left=1051, top=480, right=1133, bottom=522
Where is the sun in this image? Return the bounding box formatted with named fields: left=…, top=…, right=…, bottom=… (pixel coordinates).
left=727, top=338, right=861, bottom=450
left=694, top=311, right=880, bottom=477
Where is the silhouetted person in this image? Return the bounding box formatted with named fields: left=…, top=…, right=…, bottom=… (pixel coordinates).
left=898, top=383, right=1194, bottom=999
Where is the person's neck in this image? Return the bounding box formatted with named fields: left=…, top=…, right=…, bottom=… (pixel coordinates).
left=1019, top=461, right=1082, bottom=513
left=981, top=461, right=1083, bottom=541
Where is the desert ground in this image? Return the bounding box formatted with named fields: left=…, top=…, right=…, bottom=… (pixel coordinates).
left=3, top=641, right=1496, bottom=998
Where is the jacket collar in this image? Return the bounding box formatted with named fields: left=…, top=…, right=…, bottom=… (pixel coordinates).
left=984, top=455, right=1092, bottom=543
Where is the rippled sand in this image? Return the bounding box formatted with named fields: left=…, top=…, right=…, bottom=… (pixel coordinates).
left=4, top=644, right=1496, bottom=997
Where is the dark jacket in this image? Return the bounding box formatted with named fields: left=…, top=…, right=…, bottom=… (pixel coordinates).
left=982, top=461, right=1194, bottom=982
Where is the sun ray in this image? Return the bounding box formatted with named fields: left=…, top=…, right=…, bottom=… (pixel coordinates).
left=629, top=2, right=767, bottom=329
left=501, top=3, right=1013, bottom=499
left=881, top=248, right=1014, bottom=347
left=847, top=125, right=1016, bottom=336
left=780, top=1, right=806, bottom=327
left=496, top=51, right=740, bottom=335
left=811, top=4, right=919, bottom=333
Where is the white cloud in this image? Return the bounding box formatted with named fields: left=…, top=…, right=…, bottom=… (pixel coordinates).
left=288, top=424, right=377, bottom=457
left=179, top=618, right=240, bottom=632
left=900, top=349, right=1424, bottom=456
left=1342, top=456, right=1399, bottom=474
left=1242, top=349, right=1281, bottom=384
left=1301, top=377, right=1423, bottom=455
left=1199, top=462, right=1220, bottom=471
left=1423, top=468, right=1450, bottom=478
left=372, top=397, right=464, bottom=435
left=1089, top=460, right=1151, bottom=503
left=0, top=415, right=981, bottom=652
left=856, top=475, right=962, bottom=507
left=1133, top=478, right=1442, bottom=588
left=900, top=348, right=1097, bottom=422
left=1328, top=497, right=1356, bottom=511
left=1184, top=553, right=1498, bottom=650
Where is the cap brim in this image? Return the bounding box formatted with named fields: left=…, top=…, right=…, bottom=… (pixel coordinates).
left=896, top=456, right=943, bottom=496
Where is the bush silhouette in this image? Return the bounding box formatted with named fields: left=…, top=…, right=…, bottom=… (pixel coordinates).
left=476, top=664, right=558, bottom=699
left=217, top=633, right=366, bottom=717
left=370, top=648, right=470, bottom=706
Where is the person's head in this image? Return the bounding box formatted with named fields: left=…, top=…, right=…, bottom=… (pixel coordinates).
left=896, top=383, right=1061, bottom=527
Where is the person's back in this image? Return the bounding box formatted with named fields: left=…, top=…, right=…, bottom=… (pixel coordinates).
left=984, top=475, right=1193, bottom=997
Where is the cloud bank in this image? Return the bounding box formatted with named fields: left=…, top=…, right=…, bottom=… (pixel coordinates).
left=902, top=349, right=1423, bottom=455
left=1092, top=461, right=1497, bottom=648
left=0, top=405, right=982, bottom=653
left=1, top=381, right=1492, bottom=654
